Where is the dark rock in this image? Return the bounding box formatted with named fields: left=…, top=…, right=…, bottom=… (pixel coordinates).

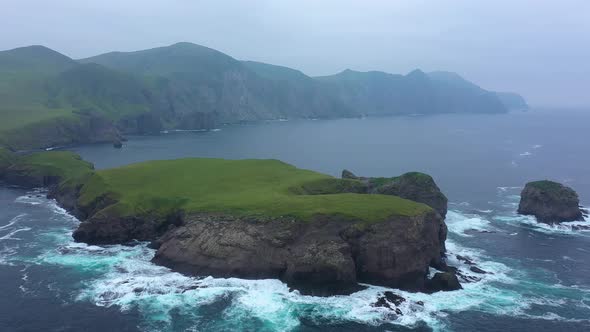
left=456, top=255, right=475, bottom=265
left=469, top=266, right=488, bottom=274
left=456, top=270, right=481, bottom=283
left=372, top=291, right=406, bottom=314
left=72, top=207, right=184, bottom=245
left=113, top=140, right=123, bottom=148
left=152, top=210, right=447, bottom=296
left=426, top=272, right=463, bottom=292
left=383, top=291, right=406, bottom=306
left=373, top=297, right=393, bottom=309
left=372, top=172, right=448, bottom=218
left=341, top=169, right=358, bottom=179
left=340, top=170, right=448, bottom=218
left=518, top=180, right=584, bottom=223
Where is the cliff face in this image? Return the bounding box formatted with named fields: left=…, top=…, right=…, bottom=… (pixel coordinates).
left=152, top=210, right=445, bottom=295
left=0, top=112, right=122, bottom=151
left=518, top=180, right=584, bottom=223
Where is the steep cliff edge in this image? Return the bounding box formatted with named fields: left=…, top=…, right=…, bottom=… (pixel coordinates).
left=153, top=211, right=445, bottom=296
left=0, top=151, right=457, bottom=295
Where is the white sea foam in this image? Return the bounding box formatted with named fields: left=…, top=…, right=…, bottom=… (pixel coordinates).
left=494, top=214, right=590, bottom=236
left=520, top=151, right=532, bottom=156
left=0, top=213, right=27, bottom=230
left=15, top=195, right=44, bottom=205
left=446, top=210, right=495, bottom=236
left=51, top=216, right=526, bottom=332
left=12, top=192, right=590, bottom=331
left=497, top=186, right=521, bottom=191
left=0, top=227, right=32, bottom=241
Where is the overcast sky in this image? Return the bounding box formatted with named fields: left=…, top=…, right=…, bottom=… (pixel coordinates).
left=2, top=0, right=589, bottom=107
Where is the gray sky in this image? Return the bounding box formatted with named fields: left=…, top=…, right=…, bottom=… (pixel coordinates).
left=2, top=0, right=589, bottom=107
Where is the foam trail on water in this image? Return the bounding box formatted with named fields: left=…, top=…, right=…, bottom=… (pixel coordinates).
left=0, top=214, right=28, bottom=230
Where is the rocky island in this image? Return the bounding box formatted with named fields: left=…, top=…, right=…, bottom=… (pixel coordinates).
left=518, top=180, right=586, bottom=223
left=0, top=148, right=458, bottom=295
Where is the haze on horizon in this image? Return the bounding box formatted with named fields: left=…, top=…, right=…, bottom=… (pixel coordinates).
left=2, top=0, right=589, bottom=108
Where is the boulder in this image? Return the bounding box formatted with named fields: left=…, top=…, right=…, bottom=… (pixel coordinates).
left=425, top=272, right=462, bottom=292
left=518, top=180, right=584, bottom=223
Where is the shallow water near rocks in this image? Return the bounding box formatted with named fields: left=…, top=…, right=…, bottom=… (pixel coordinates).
left=2, top=110, right=590, bottom=331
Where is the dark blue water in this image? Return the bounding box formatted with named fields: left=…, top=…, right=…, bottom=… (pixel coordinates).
left=1, top=110, right=589, bottom=331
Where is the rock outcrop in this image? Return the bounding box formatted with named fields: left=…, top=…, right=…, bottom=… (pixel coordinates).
left=518, top=180, right=584, bottom=223
left=341, top=170, right=448, bottom=218
left=152, top=211, right=448, bottom=296
left=425, top=272, right=462, bottom=292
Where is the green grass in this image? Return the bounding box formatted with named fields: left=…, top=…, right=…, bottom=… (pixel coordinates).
left=0, top=147, right=14, bottom=170
left=0, top=108, right=75, bottom=132
left=77, top=158, right=431, bottom=222
left=13, top=151, right=94, bottom=180
left=527, top=180, right=565, bottom=192
left=368, top=172, right=434, bottom=188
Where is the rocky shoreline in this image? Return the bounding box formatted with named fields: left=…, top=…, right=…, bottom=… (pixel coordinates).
left=0, top=150, right=460, bottom=296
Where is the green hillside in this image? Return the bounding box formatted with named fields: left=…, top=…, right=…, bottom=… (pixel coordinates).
left=242, top=61, right=311, bottom=82
left=0, top=150, right=430, bottom=222
left=0, top=42, right=526, bottom=150
left=48, top=63, right=151, bottom=119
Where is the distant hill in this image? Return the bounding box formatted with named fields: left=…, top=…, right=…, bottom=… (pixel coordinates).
left=428, top=71, right=528, bottom=111
left=0, top=42, right=527, bottom=150
left=494, top=92, right=529, bottom=110
left=0, top=45, right=76, bottom=74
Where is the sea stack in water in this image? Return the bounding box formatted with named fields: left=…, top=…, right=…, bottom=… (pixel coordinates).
left=518, top=180, right=585, bottom=223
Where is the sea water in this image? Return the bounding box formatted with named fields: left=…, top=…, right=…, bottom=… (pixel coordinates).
left=1, top=109, right=589, bottom=331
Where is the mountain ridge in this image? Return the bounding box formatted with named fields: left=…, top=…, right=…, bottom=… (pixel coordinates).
left=0, top=42, right=527, bottom=150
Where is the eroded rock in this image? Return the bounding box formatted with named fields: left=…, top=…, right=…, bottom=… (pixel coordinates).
left=518, top=180, right=584, bottom=223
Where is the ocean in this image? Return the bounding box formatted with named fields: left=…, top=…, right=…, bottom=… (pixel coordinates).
left=1, top=109, right=589, bottom=331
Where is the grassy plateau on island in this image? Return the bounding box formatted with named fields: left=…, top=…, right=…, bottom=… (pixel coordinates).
left=1, top=151, right=432, bottom=223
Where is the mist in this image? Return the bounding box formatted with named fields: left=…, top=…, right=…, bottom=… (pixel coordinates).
left=2, top=0, right=589, bottom=107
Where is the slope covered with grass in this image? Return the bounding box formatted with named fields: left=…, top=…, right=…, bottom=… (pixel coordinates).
left=75, top=158, right=431, bottom=222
